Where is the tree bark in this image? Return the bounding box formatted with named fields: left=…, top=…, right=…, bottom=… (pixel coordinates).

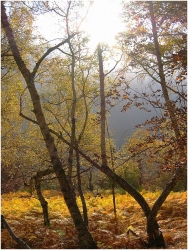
left=1, top=3, right=97, bottom=248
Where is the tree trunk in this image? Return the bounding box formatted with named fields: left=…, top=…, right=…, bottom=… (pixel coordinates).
left=149, top=1, right=183, bottom=144
left=1, top=4, right=97, bottom=248
left=34, top=174, right=50, bottom=226
left=67, top=31, right=77, bottom=192
left=112, top=180, right=117, bottom=217
left=107, top=121, right=117, bottom=218
left=147, top=217, right=166, bottom=248
left=76, top=146, right=89, bottom=226
left=88, top=168, right=94, bottom=191
left=33, top=169, right=54, bottom=226
left=97, top=44, right=108, bottom=167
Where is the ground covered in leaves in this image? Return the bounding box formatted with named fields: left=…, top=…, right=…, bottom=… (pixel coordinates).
left=1, top=190, right=187, bottom=249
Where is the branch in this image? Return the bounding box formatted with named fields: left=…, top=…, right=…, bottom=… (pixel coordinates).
left=35, top=168, right=54, bottom=178
left=130, top=53, right=161, bottom=84
left=19, top=112, right=39, bottom=125
left=1, top=215, right=31, bottom=249
left=166, top=85, right=187, bottom=101
left=45, top=107, right=70, bottom=138
left=104, top=54, right=123, bottom=77
left=1, top=53, right=13, bottom=57
left=77, top=1, right=94, bottom=31
left=77, top=68, right=90, bottom=143
left=32, top=33, right=78, bottom=77
left=57, top=48, right=72, bottom=57
left=149, top=162, right=185, bottom=221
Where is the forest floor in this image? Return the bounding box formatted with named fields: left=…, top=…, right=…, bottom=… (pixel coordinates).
left=1, top=190, right=187, bottom=249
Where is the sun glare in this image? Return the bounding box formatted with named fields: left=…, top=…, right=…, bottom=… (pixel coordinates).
left=81, top=1, right=124, bottom=47
left=35, top=1, right=124, bottom=49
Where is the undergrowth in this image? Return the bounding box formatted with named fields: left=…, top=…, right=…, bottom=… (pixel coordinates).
left=1, top=190, right=187, bottom=249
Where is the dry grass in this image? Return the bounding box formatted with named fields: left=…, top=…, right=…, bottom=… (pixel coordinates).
left=1, top=190, right=187, bottom=249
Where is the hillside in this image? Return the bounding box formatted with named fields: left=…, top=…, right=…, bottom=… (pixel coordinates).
left=1, top=191, right=187, bottom=249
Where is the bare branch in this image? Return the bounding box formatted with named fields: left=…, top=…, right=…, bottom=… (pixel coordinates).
left=104, top=54, right=123, bottom=77
left=166, top=85, right=187, bottom=101
left=32, top=33, right=78, bottom=77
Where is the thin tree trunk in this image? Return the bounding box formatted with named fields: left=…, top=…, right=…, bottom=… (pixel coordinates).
left=107, top=121, right=117, bottom=218
left=1, top=4, right=97, bottom=248
left=67, top=42, right=76, bottom=191
left=149, top=1, right=182, bottom=142
left=88, top=168, right=94, bottom=191
left=76, top=145, right=89, bottom=226
left=97, top=44, right=108, bottom=167
left=112, top=180, right=117, bottom=217
left=33, top=168, right=54, bottom=226
left=34, top=174, right=50, bottom=226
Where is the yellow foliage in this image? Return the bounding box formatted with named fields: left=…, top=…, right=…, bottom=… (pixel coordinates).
left=1, top=190, right=187, bottom=249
